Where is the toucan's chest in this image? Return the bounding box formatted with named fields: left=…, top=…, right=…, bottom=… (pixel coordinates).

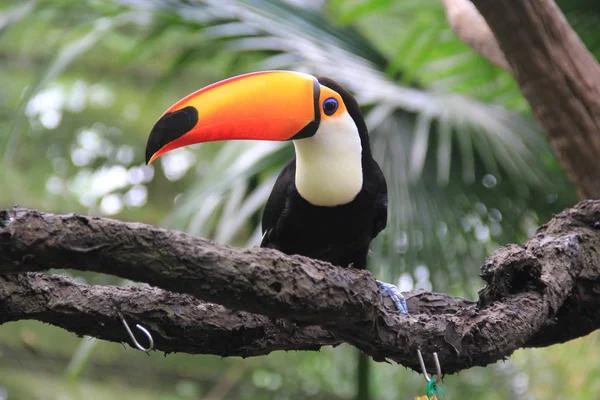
left=285, top=188, right=380, bottom=239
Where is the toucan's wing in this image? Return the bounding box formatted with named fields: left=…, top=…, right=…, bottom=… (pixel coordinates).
left=261, top=159, right=296, bottom=248
left=369, top=158, right=388, bottom=240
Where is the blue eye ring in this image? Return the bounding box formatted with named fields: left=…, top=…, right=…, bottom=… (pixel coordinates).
left=323, top=97, right=338, bottom=116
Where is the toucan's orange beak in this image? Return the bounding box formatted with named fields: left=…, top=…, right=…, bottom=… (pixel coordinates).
left=145, top=71, right=320, bottom=164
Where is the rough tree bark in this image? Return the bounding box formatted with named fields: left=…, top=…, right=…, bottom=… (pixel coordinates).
left=1, top=202, right=600, bottom=374
left=442, top=0, right=600, bottom=199
left=0, top=273, right=340, bottom=357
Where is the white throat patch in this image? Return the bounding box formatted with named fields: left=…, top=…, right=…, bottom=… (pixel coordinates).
left=293, top=112, right=363, bottom=207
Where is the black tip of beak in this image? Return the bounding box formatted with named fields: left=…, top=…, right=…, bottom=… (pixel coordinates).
left=145, top=106, right=199, bottom=164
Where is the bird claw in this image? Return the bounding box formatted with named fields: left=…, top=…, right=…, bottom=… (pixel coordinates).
left=376, top=280, right=408, bottom=314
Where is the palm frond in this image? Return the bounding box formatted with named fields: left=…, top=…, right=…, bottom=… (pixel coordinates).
left=0, top=1, right=35, bottom=34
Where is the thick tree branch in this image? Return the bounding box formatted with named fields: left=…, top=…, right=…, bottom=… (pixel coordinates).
left=460, top=0, right=600, bottom=199
left=1, top=202, right=600, bottom=373
left=0, top=272, right=468, bottom=357
left=0, top=272, right=340, bottom=356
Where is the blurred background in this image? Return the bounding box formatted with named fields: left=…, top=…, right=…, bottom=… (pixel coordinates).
left=0, top=0, right=599, bottom=399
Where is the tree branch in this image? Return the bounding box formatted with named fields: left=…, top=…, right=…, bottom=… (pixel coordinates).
left=0, top=272, right=341, bottom=356
left=0, top=271, right=470, bottom=357
left=1, top=202, right=600, bottom=373
left=461, top=0, right=600, bottom=199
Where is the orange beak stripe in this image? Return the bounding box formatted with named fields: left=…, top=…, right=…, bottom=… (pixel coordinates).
left=146, top=71, right=320, bottom=164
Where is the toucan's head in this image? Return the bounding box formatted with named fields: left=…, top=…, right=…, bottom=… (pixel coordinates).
left=145, top=70, right=367, bottom=165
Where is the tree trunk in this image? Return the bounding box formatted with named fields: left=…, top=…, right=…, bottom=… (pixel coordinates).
left=443, top=0, right=600, bottom=199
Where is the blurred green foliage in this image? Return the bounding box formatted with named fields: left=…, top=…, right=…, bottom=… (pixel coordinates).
left=0, top=0, right=597, bottom=399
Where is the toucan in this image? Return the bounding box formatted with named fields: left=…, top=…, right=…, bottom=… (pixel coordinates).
left=145, top=70, right=407, bottom=313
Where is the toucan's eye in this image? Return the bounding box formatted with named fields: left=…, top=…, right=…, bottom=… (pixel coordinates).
left=323, top=97, right=338, bottom=116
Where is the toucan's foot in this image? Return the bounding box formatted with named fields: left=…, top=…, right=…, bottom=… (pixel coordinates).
left=376, top=281, right=408, bottom=314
